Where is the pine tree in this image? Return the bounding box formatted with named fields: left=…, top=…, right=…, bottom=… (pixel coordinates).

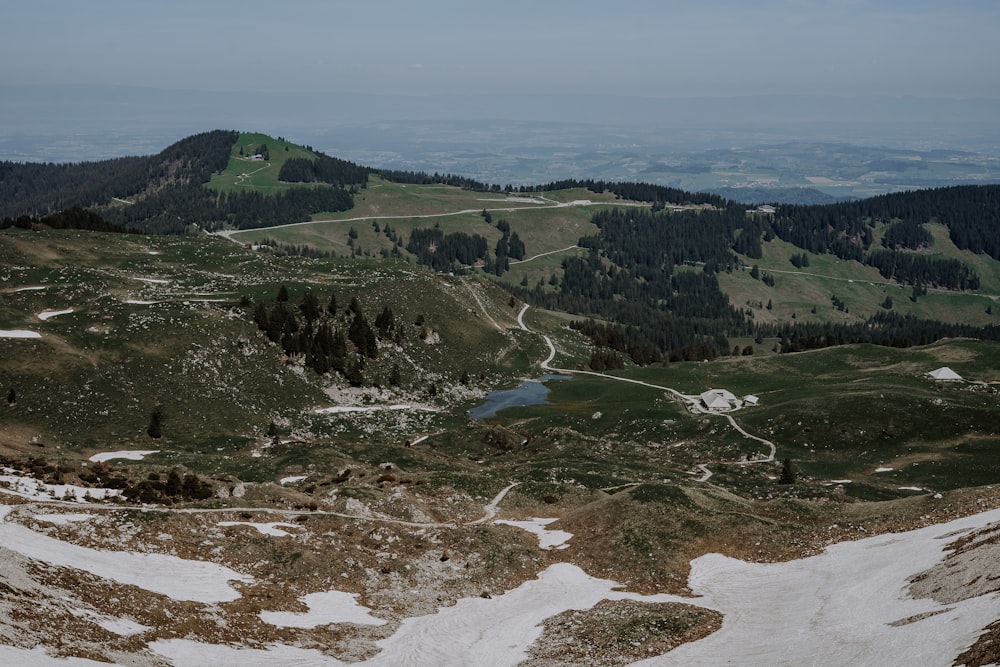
left=778, top=458, right=796, bottom=485
left=6, top=388, right=15, bottom=405
left=147, top=406, right=164, bottom=439
left=375, top=305, right=395, bottom=338
left=299, top=290, right=320, bottom=323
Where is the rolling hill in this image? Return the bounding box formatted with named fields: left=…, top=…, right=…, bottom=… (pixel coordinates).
left=2, top=131, right=1000, bottom=665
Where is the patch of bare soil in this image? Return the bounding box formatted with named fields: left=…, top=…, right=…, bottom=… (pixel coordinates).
left=522, top=599, right=722, bottom=666
left=910, top=522, right=1000, bottom=605
left=956, top=618, right=1000, bottom=667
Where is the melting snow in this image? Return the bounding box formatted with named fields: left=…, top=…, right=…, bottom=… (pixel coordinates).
left=876, top=467, right=895, bottom=473
left=315, top=404, right=437, bottom=415
left=0, top=645, right=113, bottom=666
left=0, top=330, right=41, bottom=338
left=88, top=450, right=159, bottom=463
left=495, top=518, right=573, bottom=550
left=260, top=590, right=387, bottom=628
left=1, top=469, right=122, bottom=502
left=34, top=513, right=95, bottom=526
left=10, top=286, right=47, bottom=293
left=633, top=507, right=1000, bottom=666
left=0, top=505, right=251, bottom=603
left=37, top=309, right=73, bottom=321
left=218, top=521, right=303, bottom=537
left=279, top=476, right=308, bottom=485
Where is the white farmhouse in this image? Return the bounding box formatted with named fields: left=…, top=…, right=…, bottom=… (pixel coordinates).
left=700, top=389, right=740, bottom=411
left=926, top=367, right=963, bottom=381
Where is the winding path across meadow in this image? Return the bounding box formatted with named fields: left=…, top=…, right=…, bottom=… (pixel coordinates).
left=516, top=304, right=777, bottom=475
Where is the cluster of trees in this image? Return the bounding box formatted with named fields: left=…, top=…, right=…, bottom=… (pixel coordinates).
left=0, top=130, right=238, bottom=219
left=759, top=311, right=1000, bottom=353
left=122, top=469, right=215, bottom=504
left=789, top=252, right=811, bottom=268
left=406, top=227, right=489, bottom=271
left=881, top=219, right=933, bottom=250
left=278, top=155, right=369, bottom=187
left=770, top=185, right=1000, bottom=264
left=104, top=184, right=354, bottom=234
left=375, top=169, right=493, bottom=191
left=522, top=179, right=725, bottom=207
left=484, top=217, right=526, bottom=276
left=251, top=286, right=403, bottom=386
left=866, top=249, right=980, bottom=290
left=1, top=207, right=131, bottom=233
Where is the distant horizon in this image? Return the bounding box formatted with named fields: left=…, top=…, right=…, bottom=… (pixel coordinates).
left=3, top=2, right=998, bottom=99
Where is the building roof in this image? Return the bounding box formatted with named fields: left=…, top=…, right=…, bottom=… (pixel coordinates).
left=927, top=367, right=963, bottom=381
left=700, top=389, right=739, bottom=410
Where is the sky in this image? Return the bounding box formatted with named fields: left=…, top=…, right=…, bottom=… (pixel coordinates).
left=2, top=0, right=999, bottom=99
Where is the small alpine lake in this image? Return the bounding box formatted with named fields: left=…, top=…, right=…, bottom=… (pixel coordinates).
left=469, top=374, right=571, bottom=419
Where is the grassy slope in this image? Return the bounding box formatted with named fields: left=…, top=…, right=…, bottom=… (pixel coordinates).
left=0, top=229, right=532, bottom=468
left=721, top=230, right=1000, bottom=328
left=222, top=174, right=1000, bottom=329
left=206, top=132, right=325, bottom=194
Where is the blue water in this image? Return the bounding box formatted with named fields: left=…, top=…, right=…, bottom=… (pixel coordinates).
left=469, top=374, right=571, bottom=419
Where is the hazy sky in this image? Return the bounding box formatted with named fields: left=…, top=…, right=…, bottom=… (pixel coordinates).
left=2, top=0, right=998, bottom=99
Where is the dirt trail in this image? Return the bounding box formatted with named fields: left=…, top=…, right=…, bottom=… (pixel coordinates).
left=517, top=305, right=778, bottom=476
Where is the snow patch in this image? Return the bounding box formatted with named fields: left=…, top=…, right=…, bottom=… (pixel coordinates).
left=279, top=476, right=308, bottom=485
left=315, top=404, right=437, bottom=415
left=34, top=513, right=95, bottom=526
left=0, top=330, right=41, bottom=338
left=495, top=518, right=573, bottom=550
left=88, top=450, right=159, bottom=463
left=10, top=286, right=47, bottom=293
left=634, top=507, right=1000, bottom=666
left=875, top=467, right=895, bottom=473
left=150, top=639, right=343, bottom=666
left=37, top=308, right=73, bottom=321
left=218, top=521, right=302, bottom=537
left=0, top=504, right=251, bottom=603
left=260, top=590, right=386, bottom=628
left=1, top=469, right=122, bottom=502
left=0, top=645, right=113, bottom=666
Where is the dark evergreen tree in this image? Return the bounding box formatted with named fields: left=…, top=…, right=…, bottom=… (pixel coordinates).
left=778, top=458, right=796, bottom=485
left=147, top=406, right=164, bottom=439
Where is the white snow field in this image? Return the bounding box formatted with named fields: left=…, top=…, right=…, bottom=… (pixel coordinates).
left=315, top=404, right=437, bottom=415
left=87, top=450, right=159, bottom=463
left=151, top=563, right=688, bottom=666
left=37, top=308, right=73, bottom=320
left=0, top=330, right=41, bottom=338
left=635, top=506, right=1000, bottom=666
left=5, top=506, right=1000, bottom=665
left=260, top=590, right=387, bottom=628
left=0, top=469, right=122, bottom=502
left=494, top=517, right=573, bottom=549
left=218, top=521, right=303, bottom=537
left=0, top=505, right=251, bottom=603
